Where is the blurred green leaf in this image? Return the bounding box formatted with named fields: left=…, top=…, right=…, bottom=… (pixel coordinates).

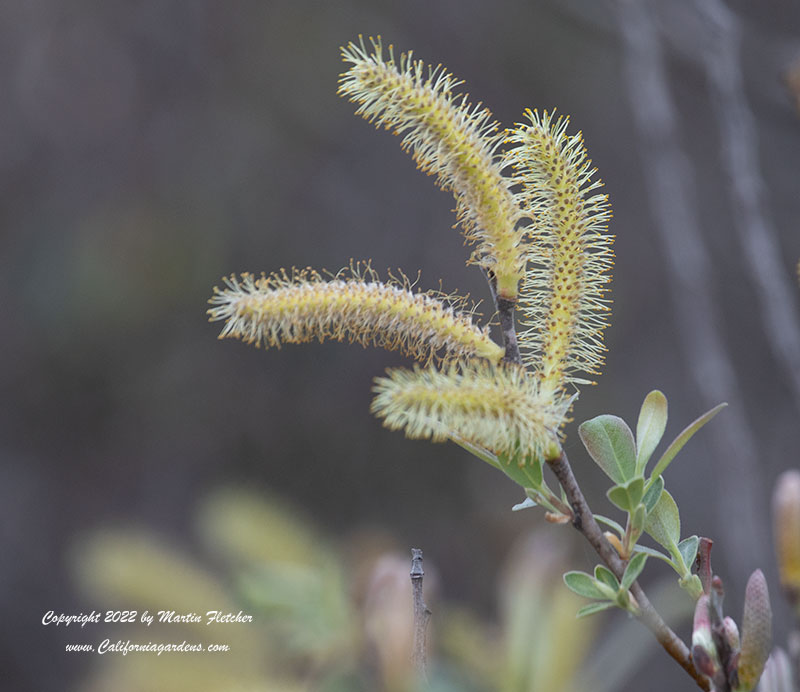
left=649, top=403, right=727, bottom=481
left=644, top=490, right=681, bottom=551
left=594, top=565, right=620, bottom=591
left=579, top=415, right=636, bottom=484
left=563, top=571, right=610, bottom=600
left=595, top=514, right=626, bottom=535
left=607, top=478, right=644, bottom=512
left=496, top=451, right=545, bottom=490
left=677, top=536, right=699, bottom=570
left=635, top=390, right=668, bottom=475
left=632, top=544, right=674, bottom=567
left=621, top=553, right=648, bottom=591
left=642, top=476, right=664, bottom=513
left=630, top=504, right=647, bottom=535
left=576, top=602, right=616, bottom=619
left=607, top=485, right=631, bottom=512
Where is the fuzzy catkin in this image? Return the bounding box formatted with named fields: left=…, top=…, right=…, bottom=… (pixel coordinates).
left=504, top=110, right=614, bottom=393
left=339, top=36, right=524, bottom=300
left=208, top=268, right=504, bottom=365
left=371, top=361, right=570, bottom=461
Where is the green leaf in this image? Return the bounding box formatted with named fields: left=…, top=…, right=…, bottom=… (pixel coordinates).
left=579, top=415, right=637, bottom=484
left=626, top=478, right=645, bottom=508
left=630, top=504, right=647, bottom=535
left=511, top=497, right=537, bottom=512
left=594, top=565, right=620, bottom=591
left=576, top=601, right=616, bottom=618
left=644, top=490, right=681, bottom=551
left=636, top=390, right=668, bottom=475
left=632, top=544, right=675, bottom=567
left=649, top=403, right=727, bottom=481
left=642, top=476, right=664, bottom=513
left=607, top=485, right=631, bottom=512
left=450, top=435, right=501, bottom=468
left=607, top=478, right=645, bottom=512
left=678, top=536, right=699, bottom=569
left=621, top=552, right=648, bottom=591
left=563, top=571, right=608, bottom=600
left=496, top=451, right=544, bottom=490
left=594, top=514, right=625, bottom=535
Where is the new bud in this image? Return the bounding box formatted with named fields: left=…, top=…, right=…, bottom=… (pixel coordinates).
left=692, top=594, right=720, bottom=679
left=737, top=569, right=772, bottom=692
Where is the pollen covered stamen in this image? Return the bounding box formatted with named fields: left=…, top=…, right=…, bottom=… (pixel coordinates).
left=503, top=110, right=614, bottom=393
left=208, top=266, right=504, bottom=365
left=371, top=361, right=571, bottom=460
left=338, top=36, right=524, bottom=300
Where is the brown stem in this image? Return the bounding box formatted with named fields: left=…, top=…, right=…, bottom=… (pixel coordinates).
left=546, top=449, right=710, bottom=691
left=410, top=548, right=431, bottom=681
left=496, top=296, right=522, bottom=365
left=481, top=267, right=522, bottom=365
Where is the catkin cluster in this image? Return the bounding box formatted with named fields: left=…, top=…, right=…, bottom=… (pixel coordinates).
left=210, top=37, right=614, bottom=465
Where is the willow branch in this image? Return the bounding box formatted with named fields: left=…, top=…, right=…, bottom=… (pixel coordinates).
left=546, top=449, right=710, bottom=691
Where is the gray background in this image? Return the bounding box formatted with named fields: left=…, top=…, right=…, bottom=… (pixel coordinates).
left=2, top=0, right=799, bottom=689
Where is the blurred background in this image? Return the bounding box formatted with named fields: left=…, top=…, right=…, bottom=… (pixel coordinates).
left=1, top=0, right=799, bottom=690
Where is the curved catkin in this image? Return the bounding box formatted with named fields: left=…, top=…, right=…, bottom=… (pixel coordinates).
left=208, top=267, right=504, bottom=365
left=503, top=110, right=614, bottom=394
left=371, top=361, right=571, bottom=461
left=338, top=36, right=524, bottom=300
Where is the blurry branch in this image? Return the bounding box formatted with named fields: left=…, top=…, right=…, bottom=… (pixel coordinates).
left=614, top=0, right=768, bottom=577
left=411, top=548, right=432, bottom=682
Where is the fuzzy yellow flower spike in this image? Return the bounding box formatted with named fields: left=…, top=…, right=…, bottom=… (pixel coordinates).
left=338, top=36, right=524, bottom=301
left=208, top=265, right=504, bottom=366
left=371, top=361, right=571, bottom=461
left=504, top=110, right=614, bottom=395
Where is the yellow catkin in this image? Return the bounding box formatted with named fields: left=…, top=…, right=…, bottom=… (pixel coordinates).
left=371, top=360, right=571, bottom=461
left=208, top=266, right=504, bottom=365
left=503, top=110, right=614, bottom=395
left=338, top=36, right=524, bottom=300
left=773, top=470, right=800, bottom=603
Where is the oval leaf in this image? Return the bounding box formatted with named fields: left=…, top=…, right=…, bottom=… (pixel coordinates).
left=636, top=390, right=668, bottom=474
left=632, top=544, right=675, bottom=567
left=678, top=535, right=699, bottom=569
left=579, top=415, right=636, bottom=484
left=594, top=565, right=620, bottom=591
left=630, top=504, right=647, bottom=534
left=626, top=477, right=645, bottom=509
left=576, top=601, right=616, bottom=618
left=564, top=571, right=607, bottom=600
left=644, top=489, right=681, bottom=550
left=621, top=552, right=648, bottom=591
left=496, top=452, right=544, bottom=490
left=607, top=484, right=631, bottom=512
left=643, top=476, right=664, bottom=513
left=650, top=403, right=727, bottom=481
